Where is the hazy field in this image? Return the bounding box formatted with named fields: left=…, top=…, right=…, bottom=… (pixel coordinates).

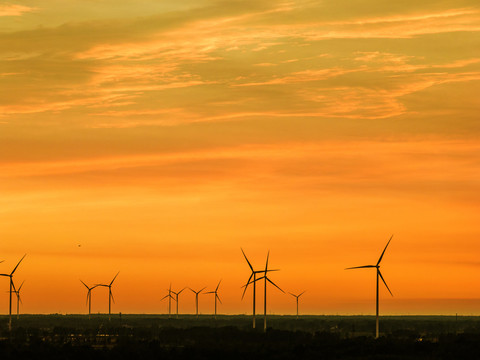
left=1, top=314, right=480, bottom=359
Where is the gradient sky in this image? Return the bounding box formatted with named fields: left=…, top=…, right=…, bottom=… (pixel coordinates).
left=0, top=0, right=479, bottom=315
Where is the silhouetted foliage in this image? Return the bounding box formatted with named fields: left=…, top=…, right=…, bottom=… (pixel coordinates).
left=0, top=315, right=480, bottom=359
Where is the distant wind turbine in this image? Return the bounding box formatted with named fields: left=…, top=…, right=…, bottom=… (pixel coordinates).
left=288, top=291, right=306, bottom=319
left=345, top=235, right=393, bottom=339
left=161, top=283, right=176, bottom=318
left=80, top=280, right=99, bottom=319
left=241, top=248, right=278, bottom=329
left=171, top=287, right=186, bottom=318
left=0, top=254, right=26, bottom=331
left=13, top=280, right=25, bottom=319
left=205, top=280, right=222, bottom=319
left=97, top=272, right=119, bottom=321
left=245, top=251, right=284, bottom=332
left=189, top=287, right=206, bottom=318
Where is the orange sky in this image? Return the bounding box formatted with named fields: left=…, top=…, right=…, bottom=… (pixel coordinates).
left=0, top=0, right=479, bottom=315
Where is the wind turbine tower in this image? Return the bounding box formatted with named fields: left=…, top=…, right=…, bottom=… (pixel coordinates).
left=189, top=287, right=206, bottom=318
left=345, top=235, right=393, bottom=338
left=0, top=254, right=26, bottom=331
left=161, top=283, right=176, bottom=318
left=241, top=248, right=278, bottom=329
left=80, top=280, right=98, bottom=319
left=172, top=287, right=186, bottom=318
left=205, top=280, right=222, bottom=319
left=289, top=291, right=306, bottom=319
left=97, top=272, right=119, bottom=321
left=13, top=280, right=25, bottom=319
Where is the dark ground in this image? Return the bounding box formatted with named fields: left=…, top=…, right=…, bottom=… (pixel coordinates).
left=1, top=314, right=480, bottom=359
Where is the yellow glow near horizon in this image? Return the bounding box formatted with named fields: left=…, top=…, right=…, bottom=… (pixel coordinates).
left=0, top=0, right=479, bottom=315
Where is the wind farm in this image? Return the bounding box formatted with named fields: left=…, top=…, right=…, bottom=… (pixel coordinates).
left=1, top=0, right=478, bottom=357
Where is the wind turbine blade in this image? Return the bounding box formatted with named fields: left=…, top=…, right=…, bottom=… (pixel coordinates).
left=199, top=287, right=206, bottom=293
left=288, top=292, right=296, bottom=297
left=18, top=295, right=23, bottom=305
left=266, top=277, right=284, bottom=293
left=241, top=279, right=250, bottom=300
left=11, top=254, right=26, bottom=275
left=377, top=235, right=393, bottom=266
left=178, top=287, right=186, bottom=294
left=241, top=248, right=254, bottom=271
left=216, top=280, right=221, bottom=291
left=265, top=250, right=270, bottom=272
left=161, top=294, right=169, bottom=301
left=378, top=269, right=393, bottom=297
left=110, top=290, right=115, bottom=304
left=86, top=290, right=90, bottom=305
left=11, top=279, right=17, bottom=292
left=216, top=294, right=222, bottom=304
left=345, top=265, right=376, bottom=270
left=205, top=291, right=215, bottom=294
left=188, top=287, right=195, bottom=293
left=18, top=281, right=25, bottom=291
left=299, top=290, right=306, bottom=297
left=110, top=271, right=120, bottom=286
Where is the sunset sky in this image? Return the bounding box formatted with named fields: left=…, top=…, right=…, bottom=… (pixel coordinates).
left=0, top=0, right=479, bottom=316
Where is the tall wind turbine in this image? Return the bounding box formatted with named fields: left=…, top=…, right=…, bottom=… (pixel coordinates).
left=241, top=248, right=278, bottom=329
left=171, top=287, right=186, bottom=318
left=345, top=235, right=393, bottom=339
left=0, top=254, right=26, bottom=331
left=189, top=287, right=206, bottom=318
left=161, top=284, right=176, bottom=318
left=205, top=280, right=222, bottom=319
left=246, top=251, right=284, bottom=332
left=80, top=280, right=98, bottom=319
left=13, top=280, right=25, bottom=319
left=97, top=272, right=119, bottom=321
left=288, top=291, right=306, bottom=319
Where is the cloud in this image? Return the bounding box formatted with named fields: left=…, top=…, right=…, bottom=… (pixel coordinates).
left=0, top=4, right=36, bottom=17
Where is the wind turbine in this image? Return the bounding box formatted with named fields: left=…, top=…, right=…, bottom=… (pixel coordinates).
left=13, top=280, right=25, bottom=319
left=205, top=280, right=222, bottom=319
left=345, top=235, right=393, bottom=339
left=80, top=280, right=99, bottom=319
left=241, top=248, right=278, bottom=329
left=288, top=291, right=306, bottom=319
left=245, top=251, right=284, bottom=332
left=171, top=287, right=186, bottom=318
left=97, top=271, right=119, bottom=321
left=161, top=283, right=176, bottom=318
left=189, top=287, right=206, bottom=318
left=0, top=254, right=26, bottom=331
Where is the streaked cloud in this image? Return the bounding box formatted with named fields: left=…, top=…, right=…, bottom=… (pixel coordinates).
left=0, top=4, right=36, bottom=17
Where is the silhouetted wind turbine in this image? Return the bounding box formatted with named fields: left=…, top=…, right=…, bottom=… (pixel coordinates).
left=0, top=254, right=26, bottom=331
left=246, top=251, right=284, bottom=332
left=189, top=287, right=206, bottom=318
left=345, top=235, right=393, bottom=339
left=13, top=280, right=25, bottom=319
left=97, top=272, right=119, bottom=321
left=241, top=248, right=279, bottom=329
left=171, top=287, right=186, bottom=318
left=80, top=280, right=99, bottom=319
left=205, top=280, right=222, bottom=319
left=161, top=283, right=176, bottom=318
left=289, top=291, right=306, bottom=319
